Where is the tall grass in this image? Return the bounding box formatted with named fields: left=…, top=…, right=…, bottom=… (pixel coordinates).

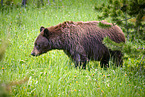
left=0, top=0, right=144, bottom=96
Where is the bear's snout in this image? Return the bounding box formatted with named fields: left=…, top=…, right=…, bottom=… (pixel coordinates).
left=31, top=47, right=40, bottom=56
left=31, top=52, right=36, bottom=56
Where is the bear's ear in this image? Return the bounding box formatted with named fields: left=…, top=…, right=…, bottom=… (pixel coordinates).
left=40, top=26, right=45, bottom=32
left=43, top=28, right=50, bottom=37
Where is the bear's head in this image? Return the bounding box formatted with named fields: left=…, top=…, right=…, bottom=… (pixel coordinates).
left=31, top=26, right=52, bottom=56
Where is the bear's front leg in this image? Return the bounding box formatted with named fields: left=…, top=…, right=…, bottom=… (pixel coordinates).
left=73, top=53, right=88, bottom=69
left=73, top=53, right=81, bottom=69
left=82, top=61, right=87, bottom=69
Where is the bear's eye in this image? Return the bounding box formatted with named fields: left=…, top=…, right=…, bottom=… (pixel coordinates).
left=35, top=43, right=37, bottom=46
left=38, top=44, right=41, bottom=48
left=35, top=43, right=41, bottom=49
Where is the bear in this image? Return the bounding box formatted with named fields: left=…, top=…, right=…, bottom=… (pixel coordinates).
left=31, top=21, right=125, bottom=69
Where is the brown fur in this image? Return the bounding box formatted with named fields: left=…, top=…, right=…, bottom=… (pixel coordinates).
left=31, top=21, right=125, bottom=69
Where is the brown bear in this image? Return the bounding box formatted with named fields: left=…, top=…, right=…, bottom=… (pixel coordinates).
left=31, top=21, right=125, bottom=69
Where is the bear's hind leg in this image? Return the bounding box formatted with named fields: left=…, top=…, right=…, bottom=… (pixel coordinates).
left=111, top=50, right=123, bottom=67
left=100, top=55, right=110, bottom=68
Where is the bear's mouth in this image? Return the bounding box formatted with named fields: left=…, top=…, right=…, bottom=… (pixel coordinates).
left=31, top=51, right=48, bottom=56
left=31, top=52, right=40, bottom=56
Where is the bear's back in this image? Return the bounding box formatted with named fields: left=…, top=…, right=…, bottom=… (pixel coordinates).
left=69, top=21, right=125, bottom=43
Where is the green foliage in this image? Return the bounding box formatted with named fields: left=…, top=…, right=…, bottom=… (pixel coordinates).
left=95, top=0, right=145, bottom=40
left=98, top=22, right=112, bottom=28
left=103, top=37, right=124, bottom=51
left=103, top=37, right=145, bottom=58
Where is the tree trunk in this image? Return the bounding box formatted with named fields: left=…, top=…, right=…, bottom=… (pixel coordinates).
left=48, top=0, right=55, bottom=4
left=22, top=0, right=27, bottom=6
left=1, top=0, right=3, bottom=6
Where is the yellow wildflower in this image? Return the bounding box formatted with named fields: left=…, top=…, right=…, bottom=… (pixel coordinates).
left=2, top=67, right=4, bottom=70
left=74, top=89, right=77, bottom=91
left=101, top=89, right=104, bottom=93
left=76, top=81, right=78, bottom=83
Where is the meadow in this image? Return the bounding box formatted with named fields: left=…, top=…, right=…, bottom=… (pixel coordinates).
left=0, top=0, right=144, bottom=96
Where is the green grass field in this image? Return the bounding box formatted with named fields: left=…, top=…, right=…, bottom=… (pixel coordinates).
left=0, top=0, right=144, bottom=96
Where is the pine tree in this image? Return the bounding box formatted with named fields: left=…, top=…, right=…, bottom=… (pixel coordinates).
left=95, top=0, right=145, bottom=40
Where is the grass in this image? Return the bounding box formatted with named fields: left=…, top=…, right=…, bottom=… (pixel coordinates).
left=0, top=0, right=145, bottom=96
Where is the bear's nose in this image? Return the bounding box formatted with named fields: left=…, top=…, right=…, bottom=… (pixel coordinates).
left=31, top=52, right=35, bottom=56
